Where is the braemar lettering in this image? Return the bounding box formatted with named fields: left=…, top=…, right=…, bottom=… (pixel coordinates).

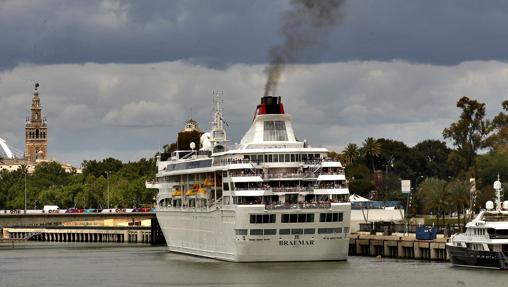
left=279, top=240, right=315, bottom=246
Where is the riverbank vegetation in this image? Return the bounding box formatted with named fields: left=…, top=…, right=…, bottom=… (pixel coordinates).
left=332, top=98, right=508, bottom=218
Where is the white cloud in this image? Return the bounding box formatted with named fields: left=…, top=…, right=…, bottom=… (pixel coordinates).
left=0, top=60, right=506, bottom=165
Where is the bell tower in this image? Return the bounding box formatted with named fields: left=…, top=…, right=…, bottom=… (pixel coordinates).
left=25, top=83, right=48, bottom=162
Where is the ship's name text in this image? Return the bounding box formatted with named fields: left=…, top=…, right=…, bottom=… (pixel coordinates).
left=279, top=240, right=315, bottom=246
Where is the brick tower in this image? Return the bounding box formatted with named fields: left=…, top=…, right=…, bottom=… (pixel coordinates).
left=25, top=83, right=48, bottom=162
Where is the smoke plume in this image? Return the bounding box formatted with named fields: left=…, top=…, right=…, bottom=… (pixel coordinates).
left=264, top=0, right=345, bottom=97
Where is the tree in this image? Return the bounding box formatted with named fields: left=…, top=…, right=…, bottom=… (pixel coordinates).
left=486, top=100, right=508, bottom=150
left=82, top=157, right=123, bottom=178
left=447, top=179, right=470, bottom=226
left=417, top=178, right=449, bottom=225
left=361, top=137, right=381, bottom=172
left=341, top=143, right=360, bottom=165
left=411, top=140, right=451, bottom=180
left=443, top=97, right=490, bottom=172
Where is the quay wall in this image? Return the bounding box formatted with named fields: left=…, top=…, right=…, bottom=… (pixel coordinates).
left=349, top=233, right=448, bottom=261
left=2, top=218, right=166, bottom=244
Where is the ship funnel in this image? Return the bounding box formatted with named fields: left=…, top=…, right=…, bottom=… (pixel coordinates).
left=255, top=96, right=285, bottom=117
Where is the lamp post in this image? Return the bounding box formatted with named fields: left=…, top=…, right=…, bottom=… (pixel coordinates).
left=105, top=171, right=111, bottom=209
left=384, top=156, right=394, bottom=194
left=404, top=175, right=424, bottom=235
left=24, top=165, right=27, bottom=214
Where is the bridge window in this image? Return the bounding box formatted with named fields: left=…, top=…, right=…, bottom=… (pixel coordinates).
left=264, top=121, right=288, bottom=141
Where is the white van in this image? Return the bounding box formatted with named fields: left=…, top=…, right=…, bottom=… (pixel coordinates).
left=43, top=205, right=60, bottom=213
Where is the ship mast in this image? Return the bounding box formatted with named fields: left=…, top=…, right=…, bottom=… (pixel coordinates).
left=210, top=91, right=228, bottom=153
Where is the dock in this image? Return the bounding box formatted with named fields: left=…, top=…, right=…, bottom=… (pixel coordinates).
left=349, top=233, right=448, bottom=260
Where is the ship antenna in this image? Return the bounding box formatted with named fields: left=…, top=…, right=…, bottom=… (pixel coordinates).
left=210, top=90, right=228, bottom=150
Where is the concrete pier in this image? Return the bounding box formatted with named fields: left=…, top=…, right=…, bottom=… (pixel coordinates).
left=2, top=226, right=160, bottom=244
left=349, top=233, right=448, bottom=261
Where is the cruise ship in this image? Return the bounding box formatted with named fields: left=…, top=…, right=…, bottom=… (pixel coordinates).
left=147, top=94, right=351, bottom=262
left=447, top=176, right=508, bottom=269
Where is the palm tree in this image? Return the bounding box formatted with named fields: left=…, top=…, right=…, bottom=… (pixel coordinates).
left=417, top=178, right=450, bottom=225
left=341, top=143, right=360, bottom=165
left=361, top=137, right=381, bottom=172
left=447, top=179, right=470, bottom=227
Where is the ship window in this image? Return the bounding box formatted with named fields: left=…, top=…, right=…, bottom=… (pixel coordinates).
left=320, top=212, right=343, bottom=222
left=264, top=229, right=277, bottom=235
left=281, top=213, right=314, bottom=223
left=264, top=121, right=288, bottom=141
left=250, top=229, right=263, bottom=236
left=318, top=228, right=341, bottom=234
left=290, top=154, right=295, bottom=162
left=223, top=183, right=229, bottom=191
left=304, top=228, right=315, bottom=234
left=291, top=228, right=303, bottom=235
left=235, top=229, right=248, bottom=236
left=279, top=229, right=290, bottom=235
left=250, top=214, right=276, bottom=224
left=285, top=154, right=290, bottom=162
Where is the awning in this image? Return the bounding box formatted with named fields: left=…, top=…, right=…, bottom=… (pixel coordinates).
left=231, top=176, right=263, bottom=183
left=313, top=188, right=349, bottom=195
left=349, top=193, right=371, bottom=202
left=234, top=190, right=272, bottom=196
left=317, top=174, right=346, bottom=181
left=226, top=163, right=254, bottom=170
left=321, top=161, right=342, bottom=168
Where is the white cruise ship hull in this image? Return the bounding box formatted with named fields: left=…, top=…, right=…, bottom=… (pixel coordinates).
left=157, top=206, right=350, bottom=262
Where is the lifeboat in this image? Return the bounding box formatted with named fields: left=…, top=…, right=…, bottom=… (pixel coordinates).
left=204, top=178, right=215, bottom=187
left=171, top=189, right=182, bottom=197
left=197, top=187, right=207, bottom=198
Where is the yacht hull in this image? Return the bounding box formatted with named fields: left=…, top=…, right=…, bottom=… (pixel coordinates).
left=446, top=244, right=508, bottom=269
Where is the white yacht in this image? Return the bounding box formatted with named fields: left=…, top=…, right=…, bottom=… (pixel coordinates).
left=147, top=94, right=351, bottom=262
left=447, top=176, right=508, bottom=269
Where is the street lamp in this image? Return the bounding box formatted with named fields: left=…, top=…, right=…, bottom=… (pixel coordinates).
left=105, top=171, right=111, bottom=209
left=24, top=165, right=27, bottom=214
left=384, top=156, right=394, bottom=194
left=404, top=175, right=424, bottom=235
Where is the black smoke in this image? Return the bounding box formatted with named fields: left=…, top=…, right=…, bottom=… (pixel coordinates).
left=264, top=0, right=345, bottom=97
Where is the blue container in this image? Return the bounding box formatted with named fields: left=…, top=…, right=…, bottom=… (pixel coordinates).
left=415, top=226, right=437, bottom=240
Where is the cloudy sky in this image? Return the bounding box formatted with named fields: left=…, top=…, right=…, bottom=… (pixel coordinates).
left=1, top=0, right=507, bottom=166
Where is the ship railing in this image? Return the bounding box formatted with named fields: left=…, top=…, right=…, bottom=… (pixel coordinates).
left=271, top=187, right=314, bottom=193
left=265, top=202, right=332, bottom=210
left=263, top=172, right=316, bottom=179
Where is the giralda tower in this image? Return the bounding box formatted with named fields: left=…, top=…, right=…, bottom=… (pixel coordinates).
left=25, top=83, right=48, bottom=162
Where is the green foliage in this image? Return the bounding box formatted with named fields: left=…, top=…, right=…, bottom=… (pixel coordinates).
left=348, top=180, right=375, bottom=198
left=341, top=143, right=360, bottom=165
left=443, top=96, right=490, bottom=172
left=486, top=100, right=508, bottom=150
left=361, top=137, right=381, bottom=172
left=411, top=140, right=451, bottom=180
left=0, top=158, right=155, bottom=209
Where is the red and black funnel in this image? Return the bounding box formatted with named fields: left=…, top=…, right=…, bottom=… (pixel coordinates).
left=255, top=96, right=285, bottom=116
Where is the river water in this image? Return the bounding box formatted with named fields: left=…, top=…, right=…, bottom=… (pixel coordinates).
left=0, top=243, right=505, bottom=287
